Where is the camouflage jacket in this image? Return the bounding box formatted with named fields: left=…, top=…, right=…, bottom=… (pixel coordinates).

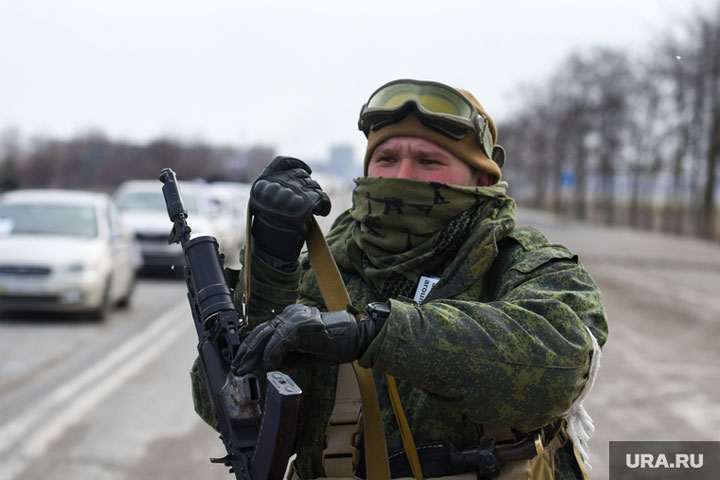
left=191, top=208, right=608, bottom=479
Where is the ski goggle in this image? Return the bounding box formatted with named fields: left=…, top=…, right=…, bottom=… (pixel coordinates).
left=357, top=79, right=494, bottom=158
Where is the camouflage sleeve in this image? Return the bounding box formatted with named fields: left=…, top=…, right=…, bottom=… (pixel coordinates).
left=231, top=248, right=304, bottom=329
left=360, top=237, right=608, bottom=432
left=190, top=357, right=217, bottom=430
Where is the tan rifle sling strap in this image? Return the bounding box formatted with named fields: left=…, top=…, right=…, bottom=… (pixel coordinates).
left=306, top=218, right=392, bottom=478
left=307, top=219, right=425, bottom=479
left=242, top=205, right=252, bottom=311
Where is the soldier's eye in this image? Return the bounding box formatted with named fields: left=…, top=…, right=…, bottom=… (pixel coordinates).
left=419, top=158, right=442, bottom=166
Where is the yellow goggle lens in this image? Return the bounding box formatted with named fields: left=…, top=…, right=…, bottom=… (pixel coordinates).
left=367, top=83, right=474, bottom=118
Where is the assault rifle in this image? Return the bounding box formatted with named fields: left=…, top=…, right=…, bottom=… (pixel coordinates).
left=160, top=168, right=301, bottom=480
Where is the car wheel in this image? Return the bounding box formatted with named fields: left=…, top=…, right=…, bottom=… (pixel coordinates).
left=88, top=279, right=112, bottom=321
left=116, top=274, right=136, bottom=309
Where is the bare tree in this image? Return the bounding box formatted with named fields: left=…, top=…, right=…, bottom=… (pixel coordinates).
left=497, top=96, right=545, bottom=205
left=656, top=33, right=703, bottom=234
left=550, top=52, right=598, bottom=220
left=624, top=62, right=666, bottom=230
left=661, top=4, right=720, bottom=239
left=587, top=49, right=633, bottom=225
left=1, top=127, right=22, bottom=191
left=487, top=2, right=720, bottom=240
left=698, top=5, right=720, bottom=238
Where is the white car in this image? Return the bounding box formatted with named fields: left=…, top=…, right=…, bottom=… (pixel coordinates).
left=114, top=179, right=222, bottom=271
left=209, top=182, right=251, bottom=258
left=0, top=189, right=138, bottom=320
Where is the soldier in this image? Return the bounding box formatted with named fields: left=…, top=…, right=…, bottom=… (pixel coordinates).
left=191, top=79, right=608, bottom=479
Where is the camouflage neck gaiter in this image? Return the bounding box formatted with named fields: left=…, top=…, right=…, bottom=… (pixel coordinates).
left=349, top=177, right=514, bottom=299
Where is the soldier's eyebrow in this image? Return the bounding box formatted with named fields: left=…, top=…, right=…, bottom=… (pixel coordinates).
left=373, top=146, right=447, bottom=159
left=414, top=148, right=446, bottom=159
left=373, top=146, right=400, bottom=158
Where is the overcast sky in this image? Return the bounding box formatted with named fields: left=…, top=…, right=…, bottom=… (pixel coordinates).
left=0, top=0, right=717, bottom=166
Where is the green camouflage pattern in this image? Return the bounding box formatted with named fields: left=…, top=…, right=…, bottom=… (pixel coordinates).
left=348, top=178, right=516, bottom=300
left=190, top=183, right=608, bottom=479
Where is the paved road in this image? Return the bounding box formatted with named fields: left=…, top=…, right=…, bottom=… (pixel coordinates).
left=0, top=204, right=718, bottom=479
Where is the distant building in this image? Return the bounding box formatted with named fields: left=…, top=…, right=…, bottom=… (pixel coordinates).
left=329, top=145, right=355, bottom=178
left=219, top=145, right=275, bottom=182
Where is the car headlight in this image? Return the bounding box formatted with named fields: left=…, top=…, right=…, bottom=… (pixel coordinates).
left=66, top=258, right=101, bottom=273
left=66, top=262, right=87, bottom=272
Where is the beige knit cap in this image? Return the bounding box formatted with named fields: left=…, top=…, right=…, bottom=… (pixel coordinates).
left=363, top=86, right=502, bottom=181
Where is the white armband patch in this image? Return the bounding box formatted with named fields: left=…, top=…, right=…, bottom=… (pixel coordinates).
left=413, top=276, right=440, bottom=305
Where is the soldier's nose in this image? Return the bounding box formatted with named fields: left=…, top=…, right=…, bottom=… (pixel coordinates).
left=395, top=159, right=416, bottom=180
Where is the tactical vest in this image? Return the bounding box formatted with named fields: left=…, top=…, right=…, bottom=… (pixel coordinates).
left=283, top=221, right=593, bottom=480
left=283, top=360, right=590, bottom=479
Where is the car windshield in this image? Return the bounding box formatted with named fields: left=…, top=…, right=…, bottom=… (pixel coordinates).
left=0, top=203, right=98, bottom=238
left=116, top=190, right=199, bottom=215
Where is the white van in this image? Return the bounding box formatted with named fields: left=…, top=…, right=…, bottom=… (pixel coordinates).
left=114, top=179, right=222, bottom=271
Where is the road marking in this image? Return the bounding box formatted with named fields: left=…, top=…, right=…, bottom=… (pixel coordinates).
left=0, top=302, right=192, bottom=479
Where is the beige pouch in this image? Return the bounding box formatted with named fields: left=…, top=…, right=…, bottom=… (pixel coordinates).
left=285, top=433, right=570, bottom=480
left=285, top=439, right=561, bottom=480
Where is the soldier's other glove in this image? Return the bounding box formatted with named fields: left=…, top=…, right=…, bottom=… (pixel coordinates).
left=232, top=304, right=380, bottom=375
left=249, top=156, right=331, bottom=270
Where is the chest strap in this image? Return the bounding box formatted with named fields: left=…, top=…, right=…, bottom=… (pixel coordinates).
left=323, top=362, right=363, bottom=476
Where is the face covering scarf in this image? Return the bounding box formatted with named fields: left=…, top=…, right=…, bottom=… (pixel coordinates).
left=349, top=177, right=515, bottom=300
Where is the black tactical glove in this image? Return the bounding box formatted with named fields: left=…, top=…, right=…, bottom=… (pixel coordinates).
left=232, top=304, right=382, bottom=375
left=249, top=156, right=331, bottom=270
